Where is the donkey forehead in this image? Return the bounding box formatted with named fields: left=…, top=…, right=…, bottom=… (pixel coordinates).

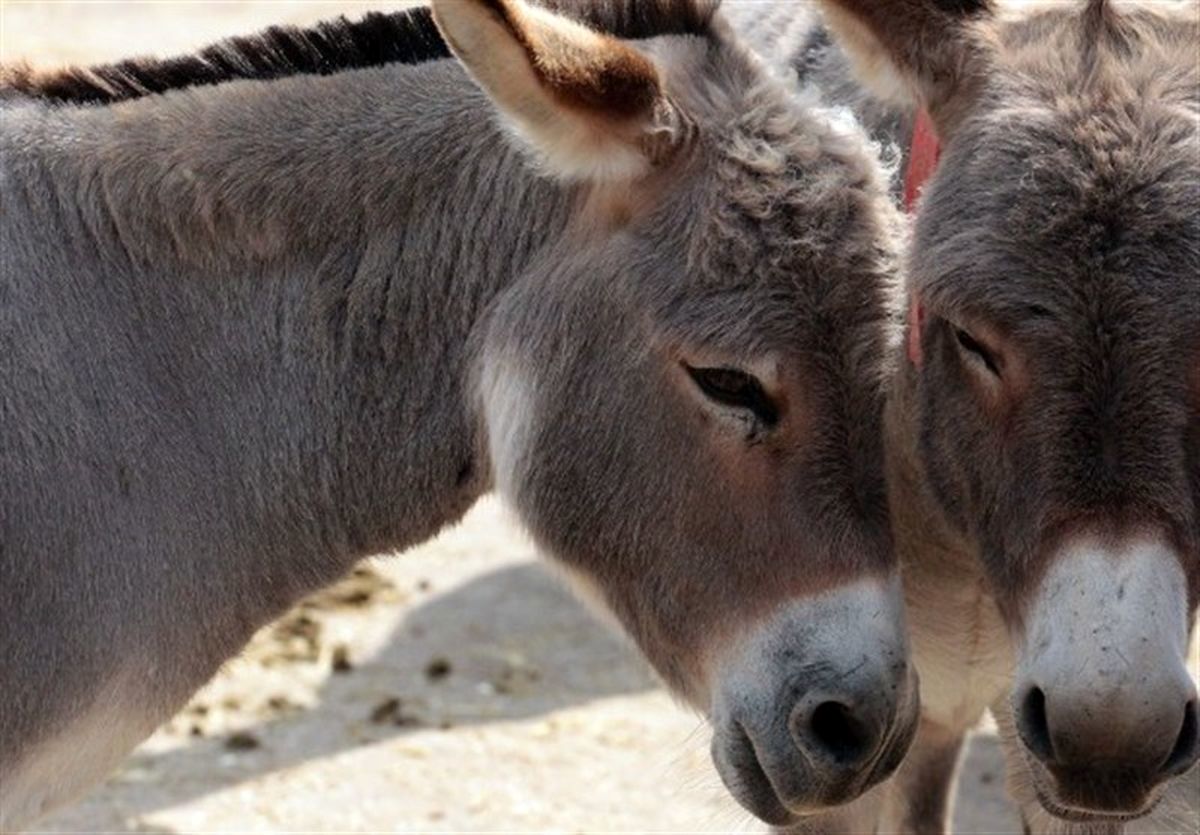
left=678, top=117, right=897, bottom=308
left=917, top=0, right=1200, bottom=311
left=601, top=86, right=899, bottom=350
left=917, top=96, right=1199, bottom=340
left=647, top=24, right=895, bottom=229
left=571, top=30, right=901, bottom=354
left=994, top=0, right=1200, bottom=93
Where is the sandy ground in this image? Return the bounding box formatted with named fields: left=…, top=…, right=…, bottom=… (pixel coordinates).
left=18, top=499, right=1199, bottom=834
left=23, top=503, right=1023, bottom=834
left=3, top=3, right=1198, bottom=832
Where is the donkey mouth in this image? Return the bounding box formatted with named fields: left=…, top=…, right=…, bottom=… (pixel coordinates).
left=714, top=721, right=798, bottom=825
left=713, top=708, right=915, bottom=826
left=1027, top=764, right=1160, bottom=824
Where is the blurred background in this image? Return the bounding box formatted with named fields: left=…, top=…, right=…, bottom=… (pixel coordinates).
left=2, top=2, right=1196, bottom=832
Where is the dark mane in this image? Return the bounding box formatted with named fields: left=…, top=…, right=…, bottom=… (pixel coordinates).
left=542, top=0, right=716, bottom=40
left=3, top=8, right=449, bottom=106
left=2, top=0, right=716, bottom=107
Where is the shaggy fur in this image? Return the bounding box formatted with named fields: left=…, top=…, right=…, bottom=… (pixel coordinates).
left=785, top=0, right=1200, bottom=832
left=0, top=0, right=912, bottom=828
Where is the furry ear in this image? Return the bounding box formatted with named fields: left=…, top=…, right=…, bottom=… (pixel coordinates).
left=431, top=0, right=683, bottom=180
left=816, top=0, right=994, bottom=134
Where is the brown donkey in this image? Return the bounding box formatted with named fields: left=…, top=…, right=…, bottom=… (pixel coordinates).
left=780, top=0, right=1200, bottom=832
left=0, top=0, right=917, bottom=827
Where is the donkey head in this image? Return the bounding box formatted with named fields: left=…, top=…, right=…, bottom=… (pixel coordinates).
left=820, top=0, right=1200, bottom=820
left=432, top=0, right=916, bottom=822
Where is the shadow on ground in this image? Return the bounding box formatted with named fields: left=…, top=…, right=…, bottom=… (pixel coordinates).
left=40, top=563, right=657, bottom=827
left=31, top=556, right=1200, bottom=833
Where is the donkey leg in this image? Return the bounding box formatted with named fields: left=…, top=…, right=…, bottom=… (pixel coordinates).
left=884, top=615, right=1005, bottom=834
left=879, top=715, right=969, bottom=835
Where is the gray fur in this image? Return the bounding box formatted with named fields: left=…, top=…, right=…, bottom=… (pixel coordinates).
left=783, top=0, right=1200, bottom=832
left=0, top=2, right=910, bottom=827
left=726, top=2, right=909, bottom=185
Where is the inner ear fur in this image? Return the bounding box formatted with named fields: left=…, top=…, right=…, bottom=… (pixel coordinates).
left=491, top=0, right=660, bottom=117
left=431, top=0, right=680, bottom=180
left=817, top=0, right=995, bottom=134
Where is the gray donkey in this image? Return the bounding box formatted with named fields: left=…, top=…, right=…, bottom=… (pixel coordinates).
left=0, top=0, right=919, bottom=827
left=750, top=0, right=1200, bottom=832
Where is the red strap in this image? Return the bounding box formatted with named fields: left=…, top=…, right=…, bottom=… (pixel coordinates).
left=903, top=109, right=942, bottom=212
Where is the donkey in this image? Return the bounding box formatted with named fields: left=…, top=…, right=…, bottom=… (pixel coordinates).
left=752, top=0, right=1200, bottom=832
left=0, top=0, right=920, bottom=827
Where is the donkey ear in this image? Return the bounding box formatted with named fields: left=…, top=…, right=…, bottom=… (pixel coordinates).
left=816, top=0, right=994, bottom=133
left=431, top=0, right=682, bottom=180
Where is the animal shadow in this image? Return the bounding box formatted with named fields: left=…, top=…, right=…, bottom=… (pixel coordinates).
left=33, top=561, right=657, bottom=831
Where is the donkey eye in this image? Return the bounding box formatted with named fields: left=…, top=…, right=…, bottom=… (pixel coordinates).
left=954, top=328, right=1002, bottom=377
left=684, top=365, right=779, bottom=426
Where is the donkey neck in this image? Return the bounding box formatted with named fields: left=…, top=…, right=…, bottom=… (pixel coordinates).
left=883, top=370, right=977, bottom=576
left=4, top=60, right=576, bottom=564
left=884, top=366, right=1013, bottom=727
left=13, top=59, right=572, bottom=269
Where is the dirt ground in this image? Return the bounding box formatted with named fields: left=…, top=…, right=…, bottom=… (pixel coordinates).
left=3, top=3, right=1198, bottom=832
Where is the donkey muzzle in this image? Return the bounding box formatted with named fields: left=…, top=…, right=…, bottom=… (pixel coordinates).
left=709, top=576, right=918, bottom=824
left=1012, top=536, right=1199, bottom=818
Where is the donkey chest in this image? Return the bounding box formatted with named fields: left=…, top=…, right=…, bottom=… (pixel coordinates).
left=902, top=547, right=1013, bottom=731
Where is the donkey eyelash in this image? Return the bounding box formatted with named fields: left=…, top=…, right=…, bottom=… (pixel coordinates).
left=954, top=327, right=1002, bottom=377
left=684, top=364, right=780, bottom=427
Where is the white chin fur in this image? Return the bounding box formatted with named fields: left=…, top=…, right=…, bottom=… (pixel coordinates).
left=478, top=352, right=534, bottom=502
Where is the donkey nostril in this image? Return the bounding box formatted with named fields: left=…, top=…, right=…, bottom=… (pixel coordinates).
left=1018, top=686, right=1056, bottom=764
left=807, top=701, right=875, bottom=766
left=1161, top=700, right=1200, bottom=777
